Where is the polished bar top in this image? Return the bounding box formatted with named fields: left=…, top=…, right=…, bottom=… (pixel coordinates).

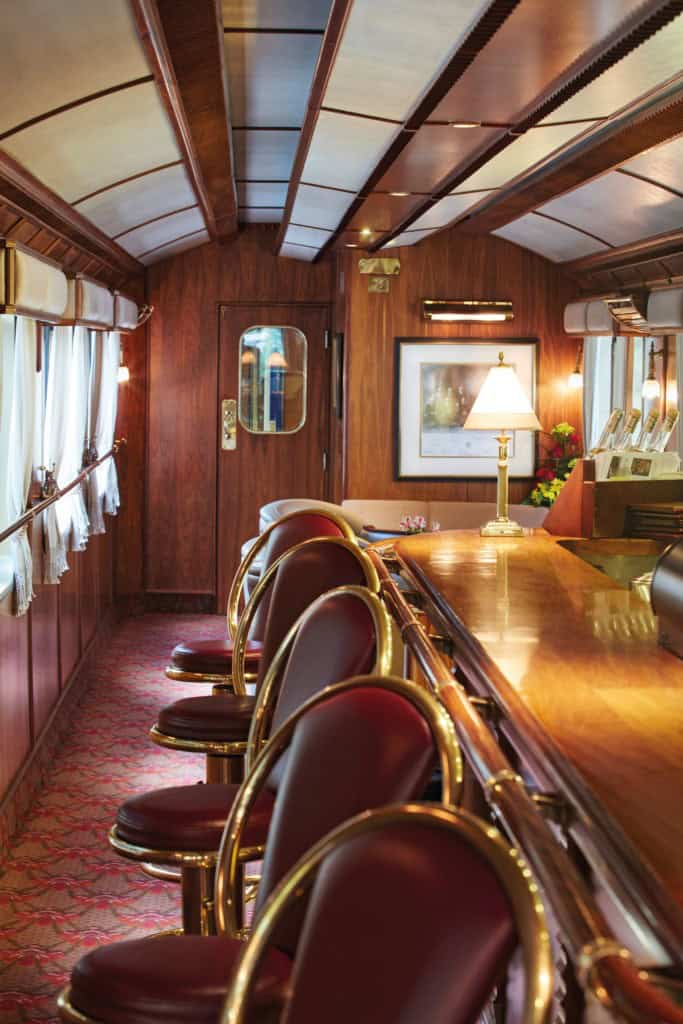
left=394, top=530, right=683, bottom=916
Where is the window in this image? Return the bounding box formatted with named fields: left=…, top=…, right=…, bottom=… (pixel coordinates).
left=238, top=326, right=307, bottom=434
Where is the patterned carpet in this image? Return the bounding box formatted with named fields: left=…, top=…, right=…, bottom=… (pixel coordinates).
left=0, top=614, right=220, bottom=1023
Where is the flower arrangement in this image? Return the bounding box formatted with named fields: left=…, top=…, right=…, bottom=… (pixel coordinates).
left=399, top=515, right=440, bottom=534
left=528, top=422, right=581, bottom=507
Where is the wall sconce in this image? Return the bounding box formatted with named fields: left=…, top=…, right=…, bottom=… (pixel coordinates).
left=567, top=340, right=583, bottom=389
left=422, top=299, right=514, bottom=323
left=117, top=346, right=130, bottom=384
left=642, top=341, right=662, bottom=400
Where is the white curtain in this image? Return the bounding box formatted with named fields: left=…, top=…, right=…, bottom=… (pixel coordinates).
left=0, top=317, right=39, bottom=614
left=61, top=325, right=90, bottom=550
left=88, top=331, right=120, bottom=533
left=43, top=326, right=74, bottom=582
left=583, top=337, right=613, bottom=450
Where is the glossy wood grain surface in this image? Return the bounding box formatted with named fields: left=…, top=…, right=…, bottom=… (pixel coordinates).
left=344, top=230, right=580, bottom=502
left=395, top=529, right=683, bottom=910
left=145, top=225, right=333, bottom=597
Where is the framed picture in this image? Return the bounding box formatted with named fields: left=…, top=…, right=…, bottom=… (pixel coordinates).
left=393, top=338, right=538, bottom=480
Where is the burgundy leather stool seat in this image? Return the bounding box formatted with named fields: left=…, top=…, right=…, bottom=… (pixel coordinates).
left=168, top=637, right=262, bottom=677
left=68, top=933, right=291, bottom=1024
left=116, top=783, right=275, bottom=853
left=157, top=695, right=256, bottom=742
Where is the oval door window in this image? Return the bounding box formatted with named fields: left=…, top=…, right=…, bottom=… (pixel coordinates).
left=238, top=325, right=307, bottom=434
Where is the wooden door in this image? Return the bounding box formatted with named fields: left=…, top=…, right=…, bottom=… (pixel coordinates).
left=217, top=302, right=331, bottom=608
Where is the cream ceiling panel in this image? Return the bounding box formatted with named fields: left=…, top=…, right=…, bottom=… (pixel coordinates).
left=456, top=122, right=597, bottom=192
left=301, top=111, right=397, bottom=192
left=324, top=0, right=490, bottom=121
left=286, top=224, right=333, bottom=247
left=410, top=191, right=494, bottom=231
left=226, top=33, right=322, bottom=127
left=222, top=0, right=331, bottom=30
left=291, top=184, right=354, bottom=230
left=621, top=134, right=683, bottom=194
left=383, top=228, right=436, bottom=248
left=541, top=19, right=683, bottom=124
left=494, top=214, right=607, bottom=262
left=1, top=83, right=180, bottom=204
left=0, top=0, right=148, bottom=136
left=233, top=129, right=300, bottom=179
left=538, top=172, right=683, bottom=247
left=280, top=242, right=317, bottom=261
left=239, top=208, right=284, bottom=222
left=118, top=207, right=205, bottom=258
left=76, top=164, right=196, bottom=238
left=141, top=230, right=210, bottom=266
left=237, top=182, right=289, bottom=206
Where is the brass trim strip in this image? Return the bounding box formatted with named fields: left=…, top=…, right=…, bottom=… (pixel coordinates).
left=149, top=725, right=247, bottom=758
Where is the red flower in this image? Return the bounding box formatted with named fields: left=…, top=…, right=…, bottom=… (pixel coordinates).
left=569, top=433, right=579, bottom=445
left=551, top=445, right=564, bottom=458
left=536, top=467, right=554, bottom=481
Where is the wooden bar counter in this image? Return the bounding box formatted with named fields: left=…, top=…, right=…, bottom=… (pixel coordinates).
left=393, top=529, right=683, bottom=963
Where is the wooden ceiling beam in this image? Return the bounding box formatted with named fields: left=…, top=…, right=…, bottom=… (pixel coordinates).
left=274, top=0, right=354, bottom=253
left=0, top=149, right=142, bottom=277
left=563, top=226, right=683, bottom=278
left=131, top=0, right=237, bottom=242
left=452, top=86, right=683, bottom=238
left=366, top=0, right=683, bottom=252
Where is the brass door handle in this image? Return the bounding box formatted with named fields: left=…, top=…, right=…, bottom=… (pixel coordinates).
left=221, top=399, right=237, bottom=450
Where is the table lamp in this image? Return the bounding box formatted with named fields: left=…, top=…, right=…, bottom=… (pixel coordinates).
left=464, top=352, right=541, bottom=536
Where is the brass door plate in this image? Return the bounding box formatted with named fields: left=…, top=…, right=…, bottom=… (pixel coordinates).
left=222, top=399, right=237, bottom=450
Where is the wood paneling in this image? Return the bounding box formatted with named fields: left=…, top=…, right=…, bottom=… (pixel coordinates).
left=30, top=583, right=60, bottom=739
left=145, top=224, right=333, bottom=596
left=59, top=552, right=81, bottom=684
left=343, top=229, right=581, bottom=501
left=115, top=311, right=148, bottom=610
left=0, top=614, right=31, bottom=796
left=80, top=539, right=99, bottom=649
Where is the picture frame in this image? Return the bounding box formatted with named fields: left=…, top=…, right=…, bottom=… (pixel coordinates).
left=393, top=338, right=538, bottom=480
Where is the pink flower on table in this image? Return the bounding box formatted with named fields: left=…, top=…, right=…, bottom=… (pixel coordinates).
left=399, top=514, right=427, bottom=534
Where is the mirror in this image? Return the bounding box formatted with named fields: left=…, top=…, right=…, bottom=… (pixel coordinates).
left=238, top=325, right=307, bottom=434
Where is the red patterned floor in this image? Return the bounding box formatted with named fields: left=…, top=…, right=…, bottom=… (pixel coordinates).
left=0, top=614, right=221, bottom=1023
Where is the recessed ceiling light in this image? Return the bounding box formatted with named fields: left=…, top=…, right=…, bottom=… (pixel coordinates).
left=389, top=191, right=410, bottom=197
left=360, top=228, right=373, bottom=237
left=449, top=121, right=481, bottom=128
left=345, top=243, right=359, bottom=248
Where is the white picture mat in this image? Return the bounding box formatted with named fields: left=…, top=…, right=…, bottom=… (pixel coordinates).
left=397, top=340, right=536, bottom=478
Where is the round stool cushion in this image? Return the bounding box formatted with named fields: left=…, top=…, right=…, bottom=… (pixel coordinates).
left=115, top=783, right=275, bottom=852
left=69, top=933, right=291, bottom=1024
left=157, top=695, right=256, bottom=742
left=170, top=637, right=263, bottom=676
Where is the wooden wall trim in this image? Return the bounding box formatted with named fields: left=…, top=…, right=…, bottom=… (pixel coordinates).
left=0, top=149, right=143, bottom=278
left=131, top=0, right=237, bottom=241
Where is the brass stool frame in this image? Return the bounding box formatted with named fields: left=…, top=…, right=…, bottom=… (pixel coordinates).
left=110, top=569, right=386, bottom=936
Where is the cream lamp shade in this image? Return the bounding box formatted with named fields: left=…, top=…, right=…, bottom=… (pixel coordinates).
left=464, top=354, right=541, bottom=431
left=464, top=352, right=541, bottom=537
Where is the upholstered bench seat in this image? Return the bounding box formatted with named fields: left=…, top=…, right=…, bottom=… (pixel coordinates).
left=115, top=783, right=275, bottom=852
left=158, top=695, right=256, bottom=742
left=169, top=637, right=263, bottom=677
left=67, top=933, right=291, bottom=1024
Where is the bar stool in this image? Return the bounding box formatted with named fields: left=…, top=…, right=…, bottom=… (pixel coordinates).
left=58, top=675, right=463, bottom=1024
left=152, top=534, right=368, bottom=785
left=225, top=803, right=552, bottom=1024
left=109, top=572, right=388, bottom=935
left=165, top=508, right=355, bottom=691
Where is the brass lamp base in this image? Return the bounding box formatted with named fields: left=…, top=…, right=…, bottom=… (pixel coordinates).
left=480, top=517, right=524, bottom=537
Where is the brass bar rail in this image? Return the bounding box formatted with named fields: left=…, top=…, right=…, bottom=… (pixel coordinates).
left=0, top=440, right=125, bottom=546
left=369, top=548, right=683, bottom=1024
